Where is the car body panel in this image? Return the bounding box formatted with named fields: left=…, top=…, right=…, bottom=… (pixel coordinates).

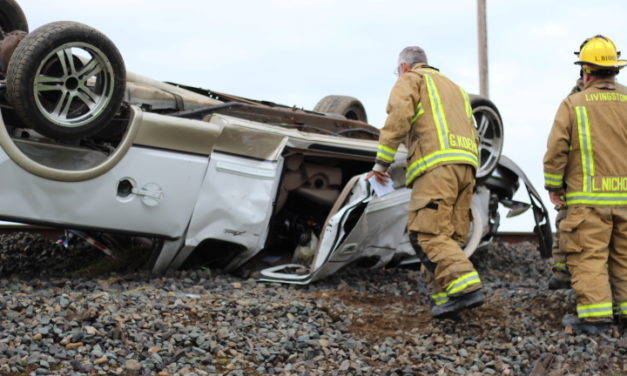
left=0, top=144, right=208, bottom=237
left=134, top=111, right=223, bottom=156
left=186, top=153, right=284, bottom=259
left=0, top=106, right=225, bottom=238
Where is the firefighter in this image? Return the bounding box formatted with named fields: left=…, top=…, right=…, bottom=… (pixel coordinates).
left=543, top=35, right=627, bottom=334
left=366, top=46, right=484, bottom=318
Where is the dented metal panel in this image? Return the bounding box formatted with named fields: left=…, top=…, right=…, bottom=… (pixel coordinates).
left=179, top=150, right=285, bottom=271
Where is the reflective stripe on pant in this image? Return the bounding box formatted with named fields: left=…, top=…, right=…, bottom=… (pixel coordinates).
left=429, top=271, right=480, bottom=305
left=407, top=164, right=481, bottom=296
left=560, top=206, right=627, bottom=321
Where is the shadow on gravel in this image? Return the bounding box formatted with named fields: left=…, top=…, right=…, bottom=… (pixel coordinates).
left=0, top=232, right=152, bottom=279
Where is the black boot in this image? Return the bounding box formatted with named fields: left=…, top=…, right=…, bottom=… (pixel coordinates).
left=548, top=271, right=571, bottom=290
left=431, top=289, right=485, bottom=319
left=562, top=314, right=611, bottom=335
left=548, top=277, right=571, bottom=290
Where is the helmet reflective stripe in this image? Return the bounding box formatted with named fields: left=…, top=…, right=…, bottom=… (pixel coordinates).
left=424, top=74, right=450, bottom=149
left=446, top=271, right=481, bottom=296
left=544, top=172, right=563, bottom=187
left=405, top=149, right=478, bottom=185
left=576, top=302, right=613, bottom=319
left=376, top=144, right=397, bottom=163
left=576, top=106, right=595, bottom=193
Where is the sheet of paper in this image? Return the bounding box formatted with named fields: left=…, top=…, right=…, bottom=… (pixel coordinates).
left=367, top=176, right=395, bottom=197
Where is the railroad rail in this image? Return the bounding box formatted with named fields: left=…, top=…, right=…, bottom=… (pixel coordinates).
left=0, top=223, right=541, bottom=244
left=494, top=232, right=541, bottom=244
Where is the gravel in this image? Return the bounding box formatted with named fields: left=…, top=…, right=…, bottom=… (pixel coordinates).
left=0, top=232, right=625, bottom=375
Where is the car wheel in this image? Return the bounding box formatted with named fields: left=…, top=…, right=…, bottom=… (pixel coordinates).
left=6, top=21, right=125, bottom=140
left=313, top=95, right=368, bottom=123
left=0, top=0, right=28, bottom=37
left=470, top=95, right=504, bottom=179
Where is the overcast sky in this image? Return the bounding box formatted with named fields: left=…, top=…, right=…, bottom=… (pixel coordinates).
left=15, top=0, right=627, bottom=232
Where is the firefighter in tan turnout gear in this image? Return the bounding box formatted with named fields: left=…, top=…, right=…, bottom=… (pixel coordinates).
left=367, top=46, right=485, bottom=318
left=543, top=35, right=627, bottom=335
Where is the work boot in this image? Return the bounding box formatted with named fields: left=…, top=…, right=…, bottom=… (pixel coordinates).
left=548, top=271, right=571, bottom=290
left=562, top=314, right=611, bottom=335
left=431, top=289, right=485, bottom=319
left=548, top=277, right=571, bottom=290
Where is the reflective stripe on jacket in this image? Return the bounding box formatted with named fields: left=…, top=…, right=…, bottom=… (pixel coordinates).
left=375, top=63, right=479, bottom=185
left=543, top=80, right=627, bottom=206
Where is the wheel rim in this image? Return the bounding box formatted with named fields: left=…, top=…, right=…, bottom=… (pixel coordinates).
left=33, top=42, right=115, bottom=128
left=473, top=105, right=503, bottom=178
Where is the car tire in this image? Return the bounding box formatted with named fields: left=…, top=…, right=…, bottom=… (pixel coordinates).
left=313, top=95, right=368, bottom=123
left=0, top=0, right=28, bottom=37
left=6, top=21, right=125, bottom=140
left=470, top=95, right=504, bottom=179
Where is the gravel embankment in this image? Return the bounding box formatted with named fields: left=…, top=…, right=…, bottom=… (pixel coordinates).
left=0, top=232, right=625, bottom=375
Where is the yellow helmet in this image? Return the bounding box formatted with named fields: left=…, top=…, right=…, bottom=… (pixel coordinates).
left=574, top=35, right=627, bottom=69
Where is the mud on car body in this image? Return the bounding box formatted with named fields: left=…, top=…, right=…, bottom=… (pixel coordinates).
left=0, top=0, right=551, bottom=282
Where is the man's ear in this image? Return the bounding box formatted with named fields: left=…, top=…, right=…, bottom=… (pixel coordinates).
left=582, top=71, right=592, bottom=85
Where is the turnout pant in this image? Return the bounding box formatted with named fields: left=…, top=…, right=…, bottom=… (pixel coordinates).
left=407, top=164, right=481, bottom=303
left=551, top=207, right=570, bottom=280
left=560, top=206, right=627, bottom=321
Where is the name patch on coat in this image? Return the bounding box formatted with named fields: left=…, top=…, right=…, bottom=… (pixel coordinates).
left=585, top=92, right=627, bottom=102
left=592, top=176, right=627, bottom=192
left=448, top=134, right=478, bottom=153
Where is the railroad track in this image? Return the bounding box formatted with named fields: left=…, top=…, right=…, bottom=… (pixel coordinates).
left=0, top=224, right=541, bottom=244
left=494, top=231, right=542, bottom=244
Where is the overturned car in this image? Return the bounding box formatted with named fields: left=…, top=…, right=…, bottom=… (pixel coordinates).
left=0, top=0, right=551, bottom=282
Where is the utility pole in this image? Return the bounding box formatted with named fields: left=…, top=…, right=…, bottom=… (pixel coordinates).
left=477, top=0, right=489, bottom=98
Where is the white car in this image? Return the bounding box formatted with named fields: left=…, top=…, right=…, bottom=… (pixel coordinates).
left=0, top=0, right=551, bottom=282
